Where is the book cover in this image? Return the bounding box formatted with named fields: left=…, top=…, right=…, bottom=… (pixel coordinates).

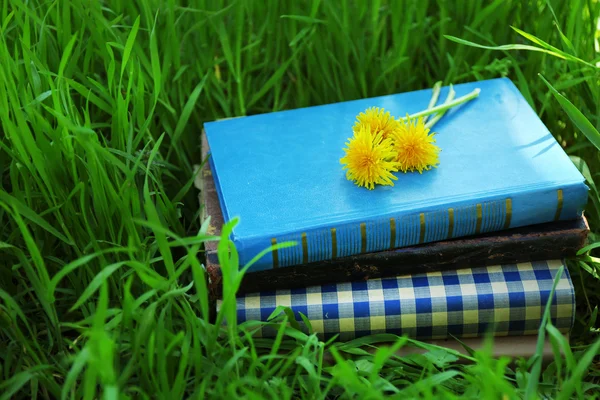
left=220, top=259, right=575, bottom=341
left=198, top=131, right=589, bottom=297
left=204, top=78, right=588, bottom=272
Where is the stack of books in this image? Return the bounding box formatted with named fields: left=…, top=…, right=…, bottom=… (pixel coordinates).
left=201, top=78, right=588, bottom=354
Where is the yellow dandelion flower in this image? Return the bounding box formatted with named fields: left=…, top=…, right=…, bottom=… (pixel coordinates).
left=353, top=107, right=400, bottom=139
left=391, top=116, right=440, bottom=173
left=340, top=126, right=400, bottom=190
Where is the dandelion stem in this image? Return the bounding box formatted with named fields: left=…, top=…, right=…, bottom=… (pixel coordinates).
left=423, top=81, right=443, bottom=123
left=402, top=88, right=481, bottom=121
left=425, top=84, right=456, bottom=129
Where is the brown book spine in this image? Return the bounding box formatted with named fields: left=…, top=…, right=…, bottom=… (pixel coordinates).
left=204, top=218, right=588, bottom=297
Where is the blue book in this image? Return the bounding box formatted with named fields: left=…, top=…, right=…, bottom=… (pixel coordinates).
left=204, top=78, right=588, bottom=272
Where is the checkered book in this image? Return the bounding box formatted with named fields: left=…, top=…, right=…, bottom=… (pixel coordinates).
left=218, top=259, right=575, bottom=340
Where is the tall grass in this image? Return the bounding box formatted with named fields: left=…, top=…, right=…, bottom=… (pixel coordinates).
left=1, top=0, right=599, bottom=398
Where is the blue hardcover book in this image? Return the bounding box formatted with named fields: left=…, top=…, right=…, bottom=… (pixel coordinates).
left=204, top=78, right=588, bottom=272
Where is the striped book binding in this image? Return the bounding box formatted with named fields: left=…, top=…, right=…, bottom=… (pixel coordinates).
left=220, top=259, right=575, bottom=340
left=272, top=198, right=518, bottom=268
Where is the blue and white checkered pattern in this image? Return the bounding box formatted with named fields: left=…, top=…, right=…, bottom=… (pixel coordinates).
left=220, top=259, right=575, bottom=340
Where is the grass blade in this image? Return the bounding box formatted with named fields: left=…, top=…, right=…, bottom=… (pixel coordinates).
left=69, top=262, right=126, bottom=312
left=526, top=265, right=565, bottom=399
left=58, top=34, right=78, bottom=79
left=539, top=74, right=600, bottom=151
left=169, top=74, right=208, bottom=156
left=557, top=338, right=600, bottom=399
left=121, top=15, right=141, bottom=79
left=0, top=192, right=73, bottom=245
left=0, top=367, right=51, bottom=400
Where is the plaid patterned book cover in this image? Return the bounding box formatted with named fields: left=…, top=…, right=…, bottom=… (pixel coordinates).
left=218, top=259, right=575, bottom=340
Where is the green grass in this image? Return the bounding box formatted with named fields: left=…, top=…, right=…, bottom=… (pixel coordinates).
left=1, top=0, right=600, bottom=398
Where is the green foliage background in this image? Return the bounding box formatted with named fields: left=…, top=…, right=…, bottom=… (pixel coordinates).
left=1, top=0, right=600, bottom=398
